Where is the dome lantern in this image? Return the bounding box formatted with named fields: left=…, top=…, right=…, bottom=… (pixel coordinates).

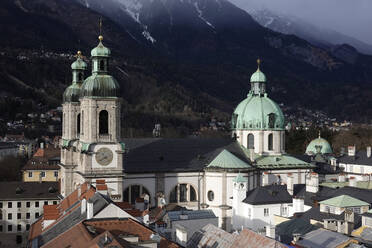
left=63, top=51, right=87, bottom=103
left=249, top=58, right=267, bottom=96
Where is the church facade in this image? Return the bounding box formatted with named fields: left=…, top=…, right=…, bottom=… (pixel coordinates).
left=60, top=37, right=314, bottom=231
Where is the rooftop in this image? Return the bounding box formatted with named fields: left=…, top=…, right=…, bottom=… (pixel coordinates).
left=243, top=185, right=292, bottom=205
left=0, top=182, right=59, bottom=200
left=319, top=195, right=369, bottom=208
left=295, top=228, right=354, bottom=248
left=166, top=210, right=217, bottom=222
left=338, top=150, right=372, bottom=165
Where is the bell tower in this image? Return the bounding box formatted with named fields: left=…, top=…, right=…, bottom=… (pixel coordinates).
left=60, top=33, right=124, bottom=201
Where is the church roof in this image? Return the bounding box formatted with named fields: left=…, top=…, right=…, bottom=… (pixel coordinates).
left=121, top=138, right=251, bottom=173
left=207, top=149, right=252, bottom=169
left=80, top=74, right=120, bottom=98
left=306, top=136, right=333, bottom=155
left=250, top=68, right=266, bottom=82
left=255, top=154, right=313, bottom=170
left=233, top=95, right=285, bottom=130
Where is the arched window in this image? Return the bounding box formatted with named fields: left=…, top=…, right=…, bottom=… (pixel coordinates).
left=248, top=134, right=254, bottom=149
left=169, top=183, right=197, bottom=203
left=100, top=60, right=105, bottom=71
left=99, top=110, right=109, bottom=134
left=78, top=72, right=83, bottom=81
left=268, top=113, right=276, bottom=129
left=81, top=111, right=84, bottom=135
left=123, top=185, right=151, bottom=205
left=268, top=133, right=273, bottom=151
left=77, top=114, right=80, bottom=134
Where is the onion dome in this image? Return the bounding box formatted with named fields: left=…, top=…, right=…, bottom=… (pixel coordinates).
left=63, top=83, right=81, bottom=102
left=80, top=36, right=120, bottom=98
left=63, top=51, right=87, bottom=103
left=71, top=51, right=87, bottom=70
left=91, top=35, right=111, bottom=57
left=232, top=95, right=285, bottom=130
left=306, top=132, right=333, bottom=155
left=80, top=74, right=120, bottom=97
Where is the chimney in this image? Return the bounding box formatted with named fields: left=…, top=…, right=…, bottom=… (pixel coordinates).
left=306, top=173, right=319, bottom=193
left=87, top=200, right=94, bottom=219
left=348, top=145, right=356, bottom=157
left=362, top=174, right=370, bottom=181
left=263, top=172, right=269, bottom=186
left=349, top=177, right=356, bottom=187
left=293, top=197, right=304, bottom=213
left=249, top=148, right=255, bottom=162
left=266, top=225, right=275, bottom=239
left=338, top=174, right=346, bottom=182
left=287, top=173, right=294, bottom=195
left=40, top=142, right=44, bottom=149
left=293, top=233, right=301, bottom=243
left=78, top=186, right=81, bottom=198
left=81, top=198, right=87, bottom=215
left=367, top=146, right=371, bottom=158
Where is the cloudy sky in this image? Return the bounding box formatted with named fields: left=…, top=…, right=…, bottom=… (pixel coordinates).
left=229, top=0, right=372, bottom=45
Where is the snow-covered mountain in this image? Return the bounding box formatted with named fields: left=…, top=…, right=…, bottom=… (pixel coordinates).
left=247, top=8, right=372, bottom=55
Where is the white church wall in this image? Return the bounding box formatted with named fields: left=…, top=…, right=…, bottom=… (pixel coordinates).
left=205, top=172, right=223, bottom=207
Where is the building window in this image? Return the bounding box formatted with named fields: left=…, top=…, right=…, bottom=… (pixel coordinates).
left=35, top=202, right=39, bottom=208
left=17, top=202, right=21, bottom=208
left=78, top=72, right=83, bottom=82
left=35, top=212, right=39, bottom=218
left=8, top=202, right=12, bottom=208
left=16, top=235, right=22, bottom=244
left=169, top=183, right=198, bottom=203
left=0, top=202, right=2, bottom=208
left=81, top=111, right=84, bottom=134
left=28, top=172, right=33, bottom=178
left=264, top=208, right=269, bottom=217
left=26, top=213, right=30, bottom=219
left=123, top=185, right=151, bottom=205
left=54, top=171, right=58, bottom=178
left=41, top=171, right=46, bottom=178
left=26, top=202, right=30, bottom=208
left=99, top=110, right=109, bottom=134
left=26, top=224, right=30, bottom=231
left=17, top=213, right=21, bottom=220
left=282, top=206, right=288, bottom=216
left=0, top=225, right=2, bottom=232
left=53, top=201, right=57, bottom=205
left=0, top=213, right=2, bottom=220
left=208, top=191, right=214, bottom=202
left=77, top=113, right=81, bottom=134
left=100, top=60, right=105, bottom=71
left=44, top=201, right=48, bottom=206
left=8, top=213, right=12, bottom=220
left=248, top=208, right=251, bottom=219
left=8, top=225, right=12, bottom=232
left=247, top=134, right=254, bottom=149
left=268, top=134, right=273, bottom=151
left=268, top=113, right=276, bottom=128
left=17, top=225, right=21, bottom=232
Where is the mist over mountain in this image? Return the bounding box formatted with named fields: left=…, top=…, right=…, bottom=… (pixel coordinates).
left=1, top=0, right=372, bottom=127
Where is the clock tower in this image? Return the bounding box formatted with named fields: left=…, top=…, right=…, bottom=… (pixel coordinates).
left=60, top=35, right=124, bottom=201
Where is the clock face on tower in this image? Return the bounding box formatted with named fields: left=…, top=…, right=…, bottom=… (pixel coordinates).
left=95, top=147, right=114, bottom=166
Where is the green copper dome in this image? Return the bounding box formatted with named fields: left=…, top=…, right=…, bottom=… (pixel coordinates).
left=80, top=74, right=120, bottom=98
left=91, top=36, right=111, bottom=57
left=250, top=69, right=266, bottom=82
left=232, top=95, right=285, bottom=130
left=63, top=83, right=81, bottom=103
left=306, top=135, right=333, bottom=155
left=71, top=57, right=87, bottom=70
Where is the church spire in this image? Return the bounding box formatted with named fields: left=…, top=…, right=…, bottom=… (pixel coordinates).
left=90, top=18, right=111, bottom=75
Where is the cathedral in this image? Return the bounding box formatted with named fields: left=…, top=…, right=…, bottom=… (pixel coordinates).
left=60, top=35, right=314, bottom=230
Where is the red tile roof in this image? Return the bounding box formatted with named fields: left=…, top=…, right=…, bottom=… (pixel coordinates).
left=96, top=179, right=106, bottom=184
left=96, top=184, right=108, bottom=191
left=114, top=202, right=133, bottom=210
left=231, top=229, right=287, bottom=248
left=41, top=218, right=180, bottom=248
